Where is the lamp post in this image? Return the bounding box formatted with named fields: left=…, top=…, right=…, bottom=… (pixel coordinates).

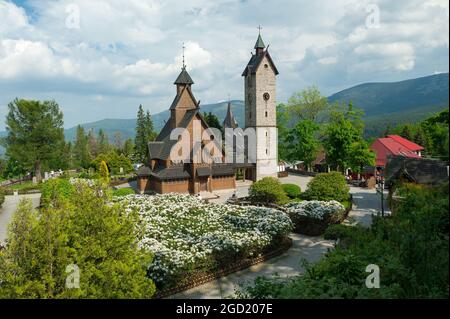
left=376, top=169, right=385, bottom=217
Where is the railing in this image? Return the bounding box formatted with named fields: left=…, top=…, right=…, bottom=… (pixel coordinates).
left=0, top=175, right=32, bottom=188
left=285, top=168, right=318, bottom=177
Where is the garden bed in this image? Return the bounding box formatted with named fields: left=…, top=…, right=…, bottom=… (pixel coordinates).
left=115, top=194, right=293, bottom=293
left=154, top=237, right=292, bottom=298
left=286, top=200, right=351, bottom=236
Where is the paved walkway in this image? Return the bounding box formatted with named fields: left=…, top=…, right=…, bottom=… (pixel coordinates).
left=348, top=187, right=390, bottom=227
left=170, top=234, right=334, bottom=299
left=0, top=194, right=41, bottom=244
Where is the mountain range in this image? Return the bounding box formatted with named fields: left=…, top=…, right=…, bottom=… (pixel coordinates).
left=1, top=73, right=448, bottom=153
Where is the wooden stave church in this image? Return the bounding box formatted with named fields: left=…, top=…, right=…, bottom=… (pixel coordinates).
left=137, top=33, right=278, bottom=195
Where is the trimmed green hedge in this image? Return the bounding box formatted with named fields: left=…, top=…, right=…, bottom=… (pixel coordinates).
left=303, top=172, right=350, bottom=202
left=112, top=187, right=136, bottom=197
left=249, top=177, right=289, bottom=205
left=282, top=184, right=301, bottom=199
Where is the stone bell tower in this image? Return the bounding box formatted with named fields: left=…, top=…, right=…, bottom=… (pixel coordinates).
left=242, top=30, right=279, bottom=180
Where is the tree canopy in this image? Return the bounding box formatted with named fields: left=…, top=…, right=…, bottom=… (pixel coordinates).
left=4, top=99, right=65, bottom=182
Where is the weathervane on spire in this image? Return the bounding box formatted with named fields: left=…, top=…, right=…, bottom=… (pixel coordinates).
left=182, top=42, right=186, bottom=69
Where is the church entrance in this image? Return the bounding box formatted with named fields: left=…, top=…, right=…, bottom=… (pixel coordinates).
left=199, top=178, right=208, bottom=192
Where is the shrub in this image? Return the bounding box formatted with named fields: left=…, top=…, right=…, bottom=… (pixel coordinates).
left=286, top=200, right=346, bottom=236
left=112, top=187, right=135, bottom=197
left=303, top=172, right=350, bottom=202
left=249, top=177, right=289, bottom=205
left=99, top=160, right=110, bottom=185
left=282, top=184, right=301, bottom=199
left=91, top=152, right=133, bottom=175
left=239, top=182, right=449, bottom=299
left=40, top=179, right=75, bottom=208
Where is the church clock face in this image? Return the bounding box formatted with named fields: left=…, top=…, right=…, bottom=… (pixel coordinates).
left=263, top=92, right=270, bottom=101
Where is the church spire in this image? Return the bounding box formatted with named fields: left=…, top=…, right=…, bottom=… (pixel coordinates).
left=223, top=100, right=238, bottom=129
left=254, top=26, right=265, bottom=55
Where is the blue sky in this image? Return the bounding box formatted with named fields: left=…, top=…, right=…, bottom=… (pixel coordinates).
left=0, top=0, right=448, bottom=129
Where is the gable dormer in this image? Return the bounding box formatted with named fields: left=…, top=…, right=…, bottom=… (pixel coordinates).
left=170, top=67, right=198, bottom=128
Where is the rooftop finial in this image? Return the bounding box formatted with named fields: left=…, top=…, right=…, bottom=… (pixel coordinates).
left=182, top=42, right=186, bottom=69
left=257, top=25, right=262, bottom=35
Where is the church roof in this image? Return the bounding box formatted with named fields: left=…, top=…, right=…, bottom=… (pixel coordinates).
left=223, top=102, right=239, bottom=129
left=174, top=67, right=194, bottom=85
left=169, top=85, right=198, bottom=110
left=242, top=50, right=279, bottom=76
left=149, top=109, right=214, bottom=161
left=254, top=34, right=266, bottom=49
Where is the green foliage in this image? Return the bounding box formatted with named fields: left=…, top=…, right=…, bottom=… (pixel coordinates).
left=249, top=177, right=289, bottom=205
left=112, top=187, right=136, bottom=197
left=4, top=99, right=65, bottom=182
left=99, top=160, right=110, bottom=185
left=281, top=184, right=301, bottom=199
left=0, top=182, right=156, bottom=298
left=203, top=112, right=223, bottom=131
left=283, top=120, right=320, bottom=167
left=73, top=125, right=90, bottom=169
left=286, top=86, right=329, bottom=122
left=1, top=158, right=27, bottom=179
left=323, top=102, right=373, bottom=172
left=134, top=105, right=156, bottom=163
left=303, top=172, right=350, bottom=202
left=91, top=151, right=133, bottom=176
left=386, top=109, right=449, bottom=160
left=239, top=182, right=449, bottom=299
left=40, top=179, right=75, bottom=209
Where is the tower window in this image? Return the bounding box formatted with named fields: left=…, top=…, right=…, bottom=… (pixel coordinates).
left=266, top=149, right=268, bottom=155
left=264, top=64, right=268, bottom=69
left=265, top=111, right=268, bottom=117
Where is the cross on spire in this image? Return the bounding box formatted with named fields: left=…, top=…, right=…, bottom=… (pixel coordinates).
left=182, top=42, right=186, bottom=69
left=257, top=25, right=262, bottom=35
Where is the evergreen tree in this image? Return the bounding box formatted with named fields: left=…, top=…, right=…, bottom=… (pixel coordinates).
left=99, top=160, right=110, bottom=185
left=134, top=106, right=156, bottom=163
left=145, top=111, right=157, bottom=142
left=0, top=184, right=156, bottom=298
left=98, top=129, right=110, bottom=154
left=400, top=124, right=414, bottom=141
left=203, top=112, right=223, bottom=131
left=74, top=126, right=90, bottom=169
left=87, top=129, right=98, bottom=160
left=5, top=99, right=65, bottom=182
left=134, top=105, right=146, bottom=163
left=122, top=139, right=134, bottom=159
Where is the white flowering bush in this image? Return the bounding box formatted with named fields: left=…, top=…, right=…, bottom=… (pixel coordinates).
left=115, top=193, right=293, bottom=288
left=286, top=200, right=345, bottom=221
left=285, top=200, right=346, bottom=236
left=69, top=177, right=97, bottom=188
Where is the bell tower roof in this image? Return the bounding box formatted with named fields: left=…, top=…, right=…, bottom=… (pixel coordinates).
left=174, top=67, right=194, bottom=85
left=254, top=34, right=266, bottom=49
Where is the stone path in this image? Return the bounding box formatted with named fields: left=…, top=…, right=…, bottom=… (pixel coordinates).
left=0, top=194, right=41, bottom=245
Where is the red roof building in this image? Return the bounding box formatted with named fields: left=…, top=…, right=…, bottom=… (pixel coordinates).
left=370, top=135, right=423, bottom=167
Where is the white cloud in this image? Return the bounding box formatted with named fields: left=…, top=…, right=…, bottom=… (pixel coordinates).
left=0, top=0, right=448, bottom=128
left=0, top=1, right=29, bottom=34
